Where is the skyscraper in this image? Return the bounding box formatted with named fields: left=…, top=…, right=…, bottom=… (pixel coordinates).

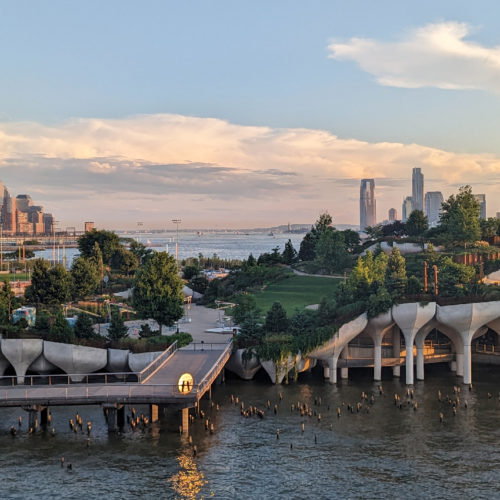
left=425, top=191, right=444, bottom=227
left=473, top=194, right=486, bottom=219
left=412, top=167, right=424, bottom=212
left=402, top=196, right=413, bottom=222
left=388, top=208, right=397, bottom=222
left=360, top=179, right=376, bottom=230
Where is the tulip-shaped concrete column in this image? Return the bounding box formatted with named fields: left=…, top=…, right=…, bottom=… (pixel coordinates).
left=392, top=326, right=401, bottom=377
left=414, top=321, right=463, bottom=381
left=437, top=301, right=500, bottom=385
left=363, top=311, right=394, bottom=381
left=308, top=313, right=367, bottom=384
left=392, top=302, right=436, bottom=386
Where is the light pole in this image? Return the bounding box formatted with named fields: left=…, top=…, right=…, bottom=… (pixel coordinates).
left=172, top=219, right=181, bottom=262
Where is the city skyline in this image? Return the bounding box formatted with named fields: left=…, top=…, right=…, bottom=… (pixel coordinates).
left=2, top=2, right=500, bottom=229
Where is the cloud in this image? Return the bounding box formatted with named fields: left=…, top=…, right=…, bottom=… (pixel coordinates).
left=1, top=113, right=500, bottom=227
left=328, top=21, right=500, bottom=93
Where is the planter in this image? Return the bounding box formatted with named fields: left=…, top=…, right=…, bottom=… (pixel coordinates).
left=44, top=341, right=108, bottom=382
left=1, top=339, right=43, bottom=384
left=128, top=351, right=162, bottom=373
left=225, top=349, right=261, bottom=380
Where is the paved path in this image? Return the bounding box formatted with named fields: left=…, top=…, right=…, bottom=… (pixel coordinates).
left=291, top=269, right=345, bottom=279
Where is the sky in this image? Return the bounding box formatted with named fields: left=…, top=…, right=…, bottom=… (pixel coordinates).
left=2, top=1, right=500, bottom=230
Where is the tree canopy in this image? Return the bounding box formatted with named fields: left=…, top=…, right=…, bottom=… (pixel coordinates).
left=132, top=252, right=184, bottom=334
left=439, top=185, right=481, bottom=243
left=406, top=210, right=428, bottom=237
left=78, top=229, right=121, bottom=264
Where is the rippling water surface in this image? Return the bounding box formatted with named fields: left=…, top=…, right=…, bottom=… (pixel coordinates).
left=1, top=364, right=499, bottom=499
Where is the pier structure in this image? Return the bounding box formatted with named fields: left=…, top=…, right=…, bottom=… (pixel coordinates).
left=0, top=340, right=232, bottom=433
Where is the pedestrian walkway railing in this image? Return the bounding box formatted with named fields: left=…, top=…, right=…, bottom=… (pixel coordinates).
left=0, top=372, right=142, bottom=387
left=196, top=339, right=232, bottom=398
left=475, top=343, right=500, bottom=355
left=182, top=341, right=232, bottom=351
left=138, top=341, right=178, bottom=383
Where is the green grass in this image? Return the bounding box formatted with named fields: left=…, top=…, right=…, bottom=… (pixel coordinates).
left=251, top=275, right=341, bottom=315
left=0, top=273, right=29, bottom=282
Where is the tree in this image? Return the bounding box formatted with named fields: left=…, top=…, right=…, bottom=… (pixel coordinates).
left=74, top=313, right=96, bottom=339
left=0, top=280, right=17, bottom=323
left=107, top=308, right=128, bottom=340
left=315, top=230, right=350, bottom=273
left=78, top=229, right=121, bottom=264
left=132, top=252, right=184, bottom=334
left=341, top=229, right=361, bottom=253
left=183, top=264, right=201, bottom=280
left=480, top=217, right=500, bottom=239
left=26, top=260, right=72, bottom=305
left=385, top=248, right=407, bottom=296
left=405, top=210, right=428, bottom=237
left=71, top=257, right=100, bottom=299
left=238, top=309, right=264, bottom=345
left=282, top=239, right=297, bottom=265
left=111, top=247, right=139, bottom=276
left=49, top=310, right=74, bottom=343
left=129, top=240, right=154, bottom=264
left=232, top=294, right=261, bottom=325
left=438, top=257, right=476, bottom=296
left=264, top=302, right=288, bottom=333
left=298, top=212, right=334, bottom=261
left=439, top=185, right=481, bottom=243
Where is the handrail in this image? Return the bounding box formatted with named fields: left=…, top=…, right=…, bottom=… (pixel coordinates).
left=196, top=339, right=232, bottom=396
left=138, top=341, right=178, bottom=383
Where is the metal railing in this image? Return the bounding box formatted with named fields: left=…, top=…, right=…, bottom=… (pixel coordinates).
left=196, top=339, right=232, bottom=397
left=0, top=371, right=141, bottom=387
left=475, top=343, right=500, bottom=355
left=181, top=341, right=232, bottom=351
left=138, top=341, right=178, bottom=383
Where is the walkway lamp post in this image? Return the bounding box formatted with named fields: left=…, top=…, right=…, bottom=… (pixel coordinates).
left=433, top=265, right=439, bottom=295
left=423, top=261, right=428, bottom=293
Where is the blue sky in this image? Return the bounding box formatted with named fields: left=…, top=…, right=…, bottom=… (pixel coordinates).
left=1, top=1, right=500, bottom=228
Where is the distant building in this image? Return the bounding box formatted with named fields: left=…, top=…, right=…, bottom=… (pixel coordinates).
left=388, top=208, right=397, bottom=222
left=43, top=213, right=54, bottom=234
left=402, top=196, right=413, bottom=222
left=85, top=221, right=95, bottom=233
left=360, top=179, right=376, bottom=230
left=425, top=191, right=444, bottom=227
left=473, top=194, right=486, bottom=219
left=412, top=167, right=424, bottom=213
left=496, top=212, right=500, bottom=219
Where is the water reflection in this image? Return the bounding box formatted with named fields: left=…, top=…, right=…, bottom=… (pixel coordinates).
left=169, top=449, right=207, bottom=499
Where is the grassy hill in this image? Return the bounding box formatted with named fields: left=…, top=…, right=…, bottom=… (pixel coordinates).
left=251, top=274, right=341, bottom=315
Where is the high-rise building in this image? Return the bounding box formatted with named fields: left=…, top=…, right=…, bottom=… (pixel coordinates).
left=425, top=191, right=444, bottom=227
left=84, top=221, right=95, bottom=233
left=412, top=167, right=424, bottom=212
left=388, top=208, right=398, bottom=222
left=473, top=194, right=486, bottom=219
left=360, top=179, right=376, bottom=230
left=402, top=196, right=413, bottom=222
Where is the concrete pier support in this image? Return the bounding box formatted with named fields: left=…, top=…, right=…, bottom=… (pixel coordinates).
left=450, top=360, right=457, bottom=372
left=456, top=353, right=464, bottom=377
left=392, top=327, right=401, bottom=377
left=373, top=340, right=382, bottom=381
left=463, top=345, right=472, bottom=385
left=40, top=407, right=49, bottom=427
left=28, top=409, right=38, bottom=431
left=181, top=407, right=189, bottom=434
left=328, top=357, right=337, bottom=384
left=103, top=404, right=125, bottom=432
left=323, top=364, right=330, bottom=379
left=340, top=347, right=348, bottom=379
left=416, top=347, right=424, bottom=381
left=403, top=334, right=414, bottom=386
left=150, top=404, right=159, bottom=423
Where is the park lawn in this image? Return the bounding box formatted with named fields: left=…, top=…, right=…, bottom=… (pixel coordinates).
left=251, top=275, right=341, bottom=315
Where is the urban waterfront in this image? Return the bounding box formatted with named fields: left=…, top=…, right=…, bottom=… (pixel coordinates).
left=1, top=364, right=498, bottom=499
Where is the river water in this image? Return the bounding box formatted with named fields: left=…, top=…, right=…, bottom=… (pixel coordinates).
left=35, top=231, right=306, bottom=265
left=1, top=364, right=499, bottom=499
